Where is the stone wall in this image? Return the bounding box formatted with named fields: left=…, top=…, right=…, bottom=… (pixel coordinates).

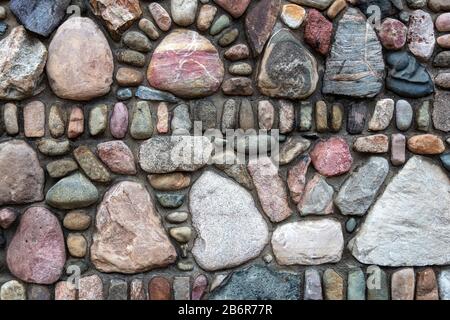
left=0, top=0, right=449, bottom=300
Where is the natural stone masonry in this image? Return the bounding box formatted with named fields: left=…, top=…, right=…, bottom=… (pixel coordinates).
left=0, top=0, right=449, bottom=301
left=349, top=156, right=450, bottom=266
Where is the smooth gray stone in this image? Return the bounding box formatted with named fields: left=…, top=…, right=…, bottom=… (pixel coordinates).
left=135, top=86, right=179, bottom=103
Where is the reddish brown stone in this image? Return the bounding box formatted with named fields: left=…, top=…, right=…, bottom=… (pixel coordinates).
left=407, top=134, right=445, bottom=155
left=222, top=77, right=254, bottom=96
left=214, top=0, right=251, bottom=18
left=67, top=106, right=84, bottom=139
left=90, top=0, right=142, bottom=39
left=148, top=29, right=224, bottom=98
left=245, top=0, right=281, bottom=56
left=310, top=137, right=353, bottom=177
left=149, top=277, right=172, bottom=300
left=224, top=44, right=250, bottom=61
left=304, top=9, right=333, bottom=55
left=416, top=268, right=439, bottom=300
left=23, top=101, right=45, bottom=138
left=97, top=141, right=136, bottom=175
left=287, top=156, right=311, bottom=204
left=7, top=207, right=65, bottom=284
left=192, top=274, right=208, bottom=300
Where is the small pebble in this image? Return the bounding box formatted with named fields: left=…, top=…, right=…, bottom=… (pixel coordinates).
left=346, top=218, right=357, bottom=233
left=229, top=62, right=252, bottom=76
left=89, top=104, right=108, bottom=136
left=169, top=227, right=192, bottom=243
left=123, top=31, right=151, bottom=52
left=210, top=15, right=230, bottom=36
left=156, top=193, right=185, bottom=208
left=396, top=100, right=413, bottom=131
left=218, top=28, right=239, bottom=47
left=166, top=212, right=189, bottom=224
left=63, top=210, right=91, bottom=231
left=116, top=88, right=133, bottom=101
left=67, top=233, right=87, bottom=258
left=46, top=159, right=78, bottom=178
left=347, top=268, right=365, bottom=300
left=138, top=18, right=159, bottom=40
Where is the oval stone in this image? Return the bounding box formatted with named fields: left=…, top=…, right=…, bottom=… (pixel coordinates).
left=7, top=207, right=65, bottom=284
left=147, top=29, right=224, bottom=98
left=436, top=13, right=450, bottom=32
left=47, top=17, right=114, bottom=101
left=257, top=29, right=318, bottom=99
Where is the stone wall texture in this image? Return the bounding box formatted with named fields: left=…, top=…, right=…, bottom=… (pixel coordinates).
left=0, top=0, right=449, bottom=300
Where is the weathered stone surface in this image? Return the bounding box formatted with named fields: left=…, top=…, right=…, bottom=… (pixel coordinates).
left=0, top=140, right=44, bottom=206
left=173, top=276, right=190, bottom=300
left=138, top=18, right=159, bottom=40
left=149, top=277, right=171, bottom=300
left=272, top=219, right=344, bottom=265
left=210, top=14, right=230, bottom=36
left=298, top=174, right=334, bottom=216
left=278, top=136, right=311, bottom=165
left=67, top=106, right=84, bottom=139
left=331, top=103, right=343, bottom=132
left=110, top=102, right=129, bottom=139
left=304, top=269, right=323, bottom=300
left=155, top=192, right=184, bottom=208
left=190, top=171, right=269, bottom=271
left=248, top=157, right=292, bottom=222
left=258, top=29, right=318, bottom=99
left=139, top=136, right=213, bottom=173
left=222, top=77, right=254, bottom=96
left=3, top=103, right=18, bottom=136
left=386, top=51, right=434, bottom=98
left=90, top=0, right=142, bottom=39
left=23, top=101, right=45, bottom=138
left=116, top=68, right=143, bottom=87
left=130, top=279, right=146, bottom=300
left=245, top=0, right=281, bottom=56
left=290, top=0, right=333, bottom=10
left=149, top=2, right=171, bottom=31
left=439, top=269, right=450, bottom=300
left=315, top=101, right=328, bottom=133
left=434, top=51, right=450, bottom=68
left=54, top=281, right=76, bottom=300
left=407, top=134, right=445, bottom=155
left=278, top=100, right=295, bottom=134
left=377, top=18, right=407, bottom=50
left=219, top=27, right=239, bottom=47
left=97, top=141, right=136, bottom=175
left=148, top=29, right=224, bottom=98
left=91, top=181, right=177, bottom=273
left=116, top=49, right=145, bottom=67
left=323, top=8, right=384, bottom=98
left=0, top=26, right=47, bottom=100
left=407, top=10, right=435, bottom=61
left=347, top=103, right=366, bottom=135
left=214, top=0, right=250, bottom=18
left=197, top=5, right=217, bottom=31
left=349, top=156, right=450, bottom=266
left=7, top=207, right=65, bottom=284
left=391, top=268, right=415, bottom=300
left=224, top=44, right=250, bottom=61
left=46, top=173, right=99, bottom=209
left=37, top=139, right=70, bottom=156
left=310, top=137, right=353, bottom=177
left=67, top=233, right=87, bottom=258
left=287, top=155, right=310, bottom=204
left=435, top=73, right=450, bottom=89
left=130, top=101, right=153, bottom=140
left=63, top=211, right=91, bottom=231
left=192, top=100, right=217, bottom=132
left=107, top=279, right=127, bottom=300
left=46, top=159, right=78, bottom=179
left=347, top=268, right=365, bottom=300
left=0, top=208, right=17, bottom=229
left=192, top=274, right=208, bottom=300
left=433, top=91, right=450, bottom=132
left=336, top=157, right=389, bottom=216
left=123, top=31, right=151, bottom=53
left=0, top=280, right=26, bottom=300
left=396, top=100, right=413, bottom=131
left=429, top=0, right=450, bottom=11
left=10, top=0, right=71, bottom=37
left=281, top=4, right=306, bottom=29
left=368, top=99, right=394, bottom=131
left=304, top=9, right=333, bottom=55
left=171, top=0, right=198, bottom=26
left=229, top=62, right=252, bottom=76
left=47, top=18, right=114, bottom=101
left=48, top=104, right=66, bottom=138
left=78, top=275, right=103, bottom=300
left=148, top=173, right=190, bottom=191
left=74, top=146, right=111, bottom=183
left=367, top=265, right=389, bottom=300
left=210, top=265, right=300, bottom=300
left=416, top=268, right=439, bottom=300
left=323, top=269, right=344, bottom=300
left=416, top=101, right=430, bottom=131
left=89, top=104, right=108, bottom=136
left=353, top=134, right=389, bottom=153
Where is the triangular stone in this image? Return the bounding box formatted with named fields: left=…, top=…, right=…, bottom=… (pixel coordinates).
left=349, top=156, right=450, bottom=266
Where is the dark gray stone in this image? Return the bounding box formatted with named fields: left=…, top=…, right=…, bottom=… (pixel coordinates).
left=192, top=100, right=217, bottom=132
left=10, top=0, right=71, bottom=37
left=441, top=152, right=450, bottom=171
left=386, top=51, right=434, bottom=98
left=347, top=103, right=367, bottom=134
left=323, top=8, right=385, bottom=98
left=210, top=265, right=300, bottom=300
left=27, top=285, right=51, bottom=300
left=156, top=193, right=185, bottom=208
left=396, top=100, right=413, bottom=131
left=434, top=51, right=450, bottom=68
left=108, top=279, right=127, bottom=300
left=433, top=91, right=450, bottom=132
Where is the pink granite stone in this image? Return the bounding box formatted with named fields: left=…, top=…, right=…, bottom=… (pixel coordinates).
left=23, top=101, right=45, bottom=138
left=247, top=156, right=292, bottom=223
left=79, top=275, right=104, bottom=300
left=192, top=274, right=208, bottom=300
left=157, top=102, right=169, bottom=134
left=304, top=9, right=333, bottom=55
left=54, top=281, right=76, bottom=300
left=310, top=137, right=353, bottom=177
left=148, top=29, right=224, bottom=98
left=436, top=13, right=450, bottom=32
left=6, top=207, right=66, bottom=284
left=224, top=44, right=250, bottom=61
left=97, top=141, right=136, bottom=175
left=378, top=18, right=407, bottom=50
left=110, top=102, right=129, bottom=139
left=213, top=0, right=251, bottom=18
left=67, top=106, right=84, bottom=139
left=149, top=2, right=172, bottom=31
left=287, top=156, right=311, bottom=204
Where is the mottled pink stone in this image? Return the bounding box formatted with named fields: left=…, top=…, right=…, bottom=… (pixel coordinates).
left=97, top=140, right=136, bottom=175
left=213, top=0, right=251, bottom=18
left=378, top=18, right=407, bottom=50
left=304, top=9, right=333, bottom=55
left=147, top=29, right=224, bottom=98
left=287, top=156, right=311, bottom=204
left=79, top=275, right=104, bottom=300
left=191, top=274, right=208, bottom=300
left=6, top=207, right=66, bottom=284
left=310, top=137, right=353, bottom=177
left=157, top=102, right=169, bottom=134
left=148, top=2, right=172, bottom=31
left=54, top=281, right=76, bottom=300
left=110, top=102, right=129, bottom=139
left=0, top=208, right=17, bottom=229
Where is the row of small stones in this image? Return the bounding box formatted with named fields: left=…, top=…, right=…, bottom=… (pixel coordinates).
left=0, top=266, right=448, bottom=300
